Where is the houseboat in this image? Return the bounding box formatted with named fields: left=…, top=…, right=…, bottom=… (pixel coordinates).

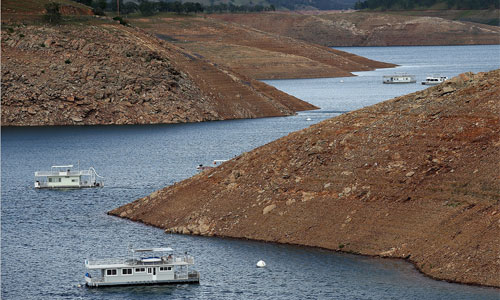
left=34, top=164, right=103, bottom=189
left=421, top=75, right=448, bottom=85
left=383, top=74, right=416, bottom=84
left=84, top=247, right=200, bottom=287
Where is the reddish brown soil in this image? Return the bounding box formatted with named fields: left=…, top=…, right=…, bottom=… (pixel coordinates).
left=131, top=15, right=395, bottom=79
left=110, top=70, right=500, bottom=287
left=211, top=11, right=500, bottom=47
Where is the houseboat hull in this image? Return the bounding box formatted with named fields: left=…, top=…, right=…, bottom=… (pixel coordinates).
left=85, top=276, right=199, bottom=287
left=35, top=182, right=102, bottom=189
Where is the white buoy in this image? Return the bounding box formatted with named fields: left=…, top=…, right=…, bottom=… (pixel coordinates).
left=340, top=80, right=344, bottom=83
left=306, top=117, right=312, bottom=121
left=256, top=260, right=266, bottom=268
left=77, top=284, right=82, bottom=288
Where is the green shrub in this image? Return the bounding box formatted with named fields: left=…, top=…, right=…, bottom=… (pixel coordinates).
left=92, top=7, right=106, bottom=16
left=112, top=16, right=128, bottom=26
left=44, top=2, right=62, bottom=24
left=65, top=59, right=72, bottom=64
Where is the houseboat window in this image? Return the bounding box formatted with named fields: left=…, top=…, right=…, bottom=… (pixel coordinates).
left=135, top=268, right=146, bottom=273
left=72, top=179, right=77, bottom=182
left=159, top=266, right=172, bottom=271
left=106, top=269, right=117, bottom=276
left=122, top=268, right=133, bottom=275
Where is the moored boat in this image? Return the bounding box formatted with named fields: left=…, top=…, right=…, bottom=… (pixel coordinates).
left=383, top=74, right=416, bottom=84
left=421, top=75, right=448, bottom=85
left=84, top=247, right=200, bottom=287
left=34, top=164, right=103, bottom=189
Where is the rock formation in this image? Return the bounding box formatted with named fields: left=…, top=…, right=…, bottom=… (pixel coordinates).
left=110, top=69, right=500, bottom=287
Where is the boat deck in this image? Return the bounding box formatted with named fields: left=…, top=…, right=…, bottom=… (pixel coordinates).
left=85, top=272, right=200, bottom=287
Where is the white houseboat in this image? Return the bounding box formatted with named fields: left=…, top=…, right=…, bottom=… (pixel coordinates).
left=84, top=247, right=200, bottom=287
left=34, top=164, right=103, bottom=189
left=383, top=74, right=416, bottom=84
left=421, top=75, right=448, bottom=85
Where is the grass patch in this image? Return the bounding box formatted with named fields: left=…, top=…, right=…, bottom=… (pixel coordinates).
left=446, top=201, right=462, bottom=207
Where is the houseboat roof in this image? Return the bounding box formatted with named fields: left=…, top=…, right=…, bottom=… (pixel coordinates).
left=51, top=165, right=74, bottom=168
left=133, top=247, right=173, bottom=252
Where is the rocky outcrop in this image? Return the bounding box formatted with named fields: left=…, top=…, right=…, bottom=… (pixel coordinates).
left=1, top=24, right=316, bottom=126
left=212, top=11, right=500, bottom=47
left=110, top=70, right=500, bottom=287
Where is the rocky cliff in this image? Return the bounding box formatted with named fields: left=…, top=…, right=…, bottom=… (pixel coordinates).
left=110, top=69, right=500, bottom=287
left=212, top=11, right=500, bottom=46
left=1, top=23, right=317, bottom=126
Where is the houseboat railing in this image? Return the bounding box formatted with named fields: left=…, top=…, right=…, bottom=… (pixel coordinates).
left=86, top=258, right=127, bottom=266
left=86, top=256, right=194, bottom=267
left=188, top=271, right=200, bottom=279
left=86, top=276, right=105, bottom=283
left=35, top=170, right=94, bottom=177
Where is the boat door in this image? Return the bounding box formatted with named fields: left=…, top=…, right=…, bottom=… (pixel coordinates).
left=147, top=267, right=157, bottom=280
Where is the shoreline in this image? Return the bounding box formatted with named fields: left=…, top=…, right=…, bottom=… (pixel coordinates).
left=109, top=214, right=500, bottom=289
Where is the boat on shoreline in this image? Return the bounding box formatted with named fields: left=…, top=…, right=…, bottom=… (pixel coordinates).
left=421, top=75, right=448, bottom=85
left=84, top=247, right=200, bottom=287
left=34, top=164, right=103, bottom=189
left=196, top=159, right=227, bottom=171
left=383, top=74, right=416, bottom=84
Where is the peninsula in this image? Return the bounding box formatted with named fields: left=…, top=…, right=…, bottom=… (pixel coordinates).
left=110, top=69, right=500, bottom=287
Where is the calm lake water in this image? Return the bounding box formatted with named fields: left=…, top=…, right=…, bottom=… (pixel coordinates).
left=2, top=45, right=499, bottom=299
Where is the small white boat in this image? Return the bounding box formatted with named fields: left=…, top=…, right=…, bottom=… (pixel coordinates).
left=196, top=159, right=227, bottom=171
left=34, top=164, right=103, bottom=189
left=421, top=75, right=448, bottom=85
left=84, top=247, right=200, bottom=287
left=383, top=74, right=416, bottom=84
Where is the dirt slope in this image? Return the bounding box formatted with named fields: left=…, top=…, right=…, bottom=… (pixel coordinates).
left=131, top=15, right=395, bottom=79
left=1, top=23, right=315, bottom=126
left=110, top=69, right=500, bottom=287
left=211, top=11, right=500, bottom=46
